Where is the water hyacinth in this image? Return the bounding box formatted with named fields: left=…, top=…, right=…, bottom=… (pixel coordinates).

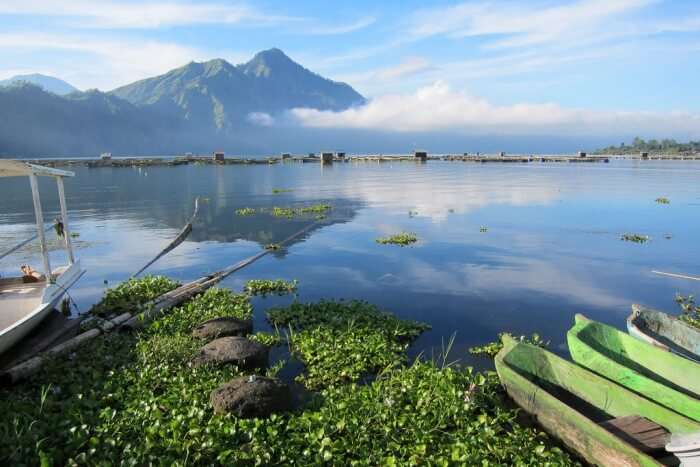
left=376, top=232, right=418, bottom=246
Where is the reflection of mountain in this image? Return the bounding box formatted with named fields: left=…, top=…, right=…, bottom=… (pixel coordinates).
left=0, top=165, right=360, bottom=254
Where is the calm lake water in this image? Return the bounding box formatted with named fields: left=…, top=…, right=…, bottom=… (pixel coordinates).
left=1, top=160, right=699, bottom=368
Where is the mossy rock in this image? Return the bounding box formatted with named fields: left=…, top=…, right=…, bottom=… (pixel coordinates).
left=192, top=336, right=268, bottom=369
left=192, top=317, right=253, bottom=340
left=210, top=375, right=291, bottom=417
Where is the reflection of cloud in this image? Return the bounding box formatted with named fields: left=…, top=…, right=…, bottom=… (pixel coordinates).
left=330, top=163, right=560, bottom=221
left=394, top=256, right=627, bottom=310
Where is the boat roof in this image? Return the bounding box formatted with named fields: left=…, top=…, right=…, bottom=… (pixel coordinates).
left=0, top=160, right=74, bottom=178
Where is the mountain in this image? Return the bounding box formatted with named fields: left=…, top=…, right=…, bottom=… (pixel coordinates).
left=110, top=48, right=365, bottom=130
left=0, top=49, right=365, bottom=156
left=0, top=73, right=78, bottom=96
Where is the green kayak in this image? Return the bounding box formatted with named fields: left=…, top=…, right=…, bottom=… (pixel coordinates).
left=627, top=304, right=700, bottom=362
left=496, top=335, right=700, bottom=466
left=568, top=314, right=700, bottom=422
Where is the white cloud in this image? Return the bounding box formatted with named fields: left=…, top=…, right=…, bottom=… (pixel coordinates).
left=377, top=57, right=434, bottom=80
left=305, top=16, right=376, bottom=35
left=0, top=0, right=301, bottom=29
left=290, top=80, right=700, bottom=137
left=247, top=112, right=274, bottom=126
left=409, top=0, right=655, bottom=47
left=0, top=32, right=212, bottom=89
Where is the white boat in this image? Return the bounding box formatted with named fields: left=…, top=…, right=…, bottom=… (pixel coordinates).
left=0, top=160, right=84, bottom=355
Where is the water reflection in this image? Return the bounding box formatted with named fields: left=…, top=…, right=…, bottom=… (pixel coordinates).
left=1, top=160, right=699, bottom=366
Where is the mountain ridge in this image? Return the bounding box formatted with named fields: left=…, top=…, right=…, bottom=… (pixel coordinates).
left=0, top=73, right=78, bottom=96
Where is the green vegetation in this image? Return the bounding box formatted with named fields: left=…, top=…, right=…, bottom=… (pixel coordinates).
left=655, top=197, right=670, bottom=204
left=271, top=204, right=332, bottom=219
left=89, top=275, right=180, bottom=317
left=620, top=233, right=650, bottom=243
left=264, top=243, right=281, bottom=251
left=376, top=232, right=418, bottom=246
left=70, top=232, right=80, bottom=238
left=675, top=294, right=700, bottom=329
left=249, top=331, right=283, bottom=347
left=235, top=207, right=256, bottom=216
left=272, top=188, right=293, bottom=194
left=0, top=282, right=577, bottom=465
left=594, top=137, right=700, bottom=155
left=480, top=226, right=488, bottom=233
left=469, top=333, right=549, bottom=358
left=244, top=279, right=298, bottom=296
left=268, top=300, right=430, bottom=389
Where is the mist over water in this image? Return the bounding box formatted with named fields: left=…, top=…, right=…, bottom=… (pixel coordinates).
left=1, top=160, right=699, bottom=368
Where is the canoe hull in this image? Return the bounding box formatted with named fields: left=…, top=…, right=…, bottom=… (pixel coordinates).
left=495, top=337, right=698, bottom=466
left=627, top=305, right=700, bottom=362
left=568, top=314, right=700, bottom=422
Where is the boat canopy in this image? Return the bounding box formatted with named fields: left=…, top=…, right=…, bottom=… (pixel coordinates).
left=0, top=160, right=76, bottom=282
left=0, top=160, right=74, bottom=178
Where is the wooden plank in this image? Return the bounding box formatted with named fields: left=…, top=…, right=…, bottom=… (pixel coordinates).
left=599, top=416, right=669, bottom=453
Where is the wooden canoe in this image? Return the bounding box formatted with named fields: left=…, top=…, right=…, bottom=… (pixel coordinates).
left=627, top=304, right=700, bottom=362
left=495, top=335, right=700, bottom=466
left=568, top=314, right=700, bottom=422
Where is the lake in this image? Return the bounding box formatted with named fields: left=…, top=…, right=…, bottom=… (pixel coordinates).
left=1, top=160, right=699, bottom=368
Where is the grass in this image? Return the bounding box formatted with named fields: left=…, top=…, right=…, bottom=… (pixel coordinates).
left=0, top=278, right=579, bottom=466
left=244, top=279, right=298, bottom=296
left=655, top=197, right=671, bottom=204
left=620, top=233, right=650, bottom=243
left=376, top=232, right=418, bottom=246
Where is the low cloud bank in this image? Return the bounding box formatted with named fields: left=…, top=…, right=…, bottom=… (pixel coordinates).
left=289, top=81, right=700, bottom=139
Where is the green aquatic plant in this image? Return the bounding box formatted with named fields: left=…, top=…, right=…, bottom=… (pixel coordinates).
left=70, top=232, right=80, bottom=238
left=89, top=275, right=180, bottom=317
left=270, top=204, right=332, bottom=219
left=376, top=232, right=418, bottom=246
left=244, top=279, right=298, bottom=296
left=272, top=188, right=293, bottom=194
left=264, top=243, right=281, bottom=251
left=675, top=294, right=700, bottom=329
left=469, top=333, right=549, bottom=358
left=480, top=226, right=488, bottom=233
left=268, top=300, right=430, bottom=389
left=0, top=287, right=577, bottom=466
left=655, top=197, right=671, bottom=204
left=235, top=207, right=256, bottom=216
left=620, top=233, right=650, bottom=243
left=249, top=331, right=284, bottom=347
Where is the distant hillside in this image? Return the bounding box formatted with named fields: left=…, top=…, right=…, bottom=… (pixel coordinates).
left=0, top=73, right=78, bottom=96
left=110, top=48, right=365, bottom=130
left=0, top=83, right=190, bottom=156
left=594, top=137, right=700, bottom=155
left=0, top=49, right=365, bottom=156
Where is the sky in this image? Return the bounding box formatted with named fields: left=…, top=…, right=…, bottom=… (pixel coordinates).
left=1, top=0, right=699, bottom=141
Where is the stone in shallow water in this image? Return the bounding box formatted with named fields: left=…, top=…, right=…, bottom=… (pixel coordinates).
left=192, top=336, right=268, bottom=369
left=192, top=317, right=253, bottom=340
left=211, top=375, right=291, bottom=417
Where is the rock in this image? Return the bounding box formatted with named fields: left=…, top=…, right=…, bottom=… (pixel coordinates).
left=210, top=375, right=291, bottom=417
left=192, top=317, right=252, bottom=340
left=192, top=336, right=268, bottom=369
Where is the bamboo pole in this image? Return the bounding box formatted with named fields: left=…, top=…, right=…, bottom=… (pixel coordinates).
left=651, top=270, right=700, bottom=282
left=56, top=176, right=75, bottom=264
left=29, top=174, right=52, bottom=282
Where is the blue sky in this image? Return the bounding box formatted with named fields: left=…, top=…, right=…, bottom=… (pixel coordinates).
left=1, top=0, right=699, bottom=139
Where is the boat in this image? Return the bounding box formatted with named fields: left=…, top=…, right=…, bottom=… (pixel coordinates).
left=568, top=314, right=700, bottom=422
left=627, top=304, right=700, bottom=362
left=0, top=160, right=84, bottom=355
left=495, top=335, right=700, bottom=466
